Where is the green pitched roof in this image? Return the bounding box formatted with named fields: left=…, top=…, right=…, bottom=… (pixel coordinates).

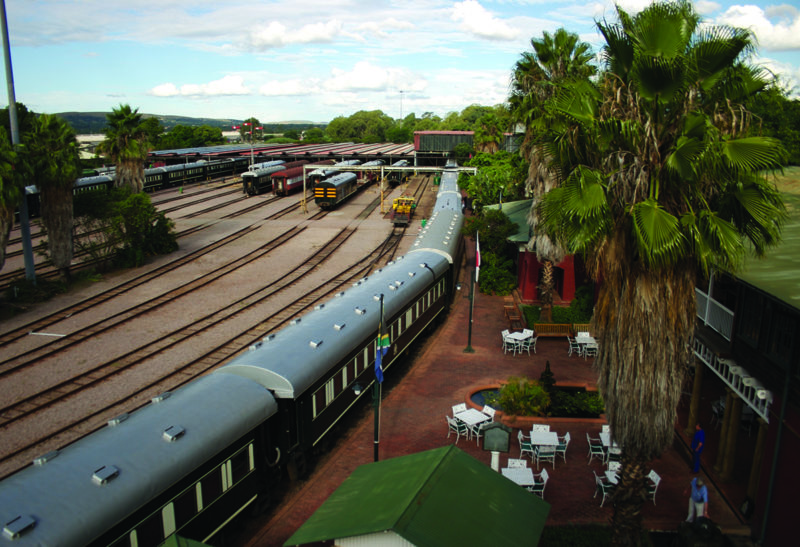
left=284, top=445, right=550, bottom=546
left=486, top=199, right=533, bottom=243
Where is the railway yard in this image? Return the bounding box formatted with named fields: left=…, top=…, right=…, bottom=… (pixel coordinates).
left=0, top=171, right=437, bottom=481
left=0, top=167, right=756, bottom=546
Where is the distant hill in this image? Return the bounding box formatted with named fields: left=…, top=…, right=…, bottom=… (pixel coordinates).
left=55, top=112, right=325, bottom=134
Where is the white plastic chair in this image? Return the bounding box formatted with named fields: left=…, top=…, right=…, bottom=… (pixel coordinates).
left=601, top=425, right=610, bottom=433
left=507, top=458, right=528, bottom=468
left=529, top=468, right=549, bottom=498
left=535, top=444, right=556, bottom=470
left=532, top=424, right=550, bottom=432
left=583, top=342, right=598, bottom=359
left=502, top=331, right=518, bottom=354
left=518, top=430, right=535, bottom=462
left=607, top=461, right=621, bottom=473
left=587, top=433, right=605, bottom=464
left=593, top=470, right=615, bottom=507
left=446, top=416, right=469, bottom=444
left=452, top=403, right=467, bottom=417
left=556, top=432, right=571, bottom=463
left=482, top=405, right=496, bottom=421
left=567, top=336, right=582, bottom=356
left=647, top=470, right=661, bottom=505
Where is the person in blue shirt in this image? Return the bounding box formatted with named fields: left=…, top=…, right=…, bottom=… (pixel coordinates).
left=690, top=423, right=705, bottom=473
left=686, top=477, right=709, bottom=522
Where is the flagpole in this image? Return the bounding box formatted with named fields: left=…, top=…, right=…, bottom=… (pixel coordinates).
left=464, top=235, right=479, bottom=353
left=464, top=267, right=475, bottom=353
left=374, top=294, right=385, bottom=462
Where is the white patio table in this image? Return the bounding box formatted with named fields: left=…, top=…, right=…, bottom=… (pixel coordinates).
left=605, top=470, right=619, bottom=485
left=454, top=408, right=491, bottom=427
left=531, top=431, right=559, bottom=447
left=502, top=467, right=535, bottom=487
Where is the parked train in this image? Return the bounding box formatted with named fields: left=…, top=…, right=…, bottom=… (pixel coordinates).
left=0, top=166, right=465, bottom=547
left=313, top=172, right=361, bottom=210
left=241, top=161, right=288, bottom=196
left=24, top=158, right=253, bottom=218
left=386, top=159, right=412, bottom=187
left=307, top=159, right=361, bottom=187
left=271, top=161, right=324, bottom=197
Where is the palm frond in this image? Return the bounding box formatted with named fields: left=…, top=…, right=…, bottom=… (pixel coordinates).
left=722, top=137, right=787, bottom=172
left=631, top=198, right=686, bottom=268
left=665, top=136, right=704, bottom=180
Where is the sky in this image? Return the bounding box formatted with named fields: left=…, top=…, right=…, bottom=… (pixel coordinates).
left=3, top=0, right=799, bottom=124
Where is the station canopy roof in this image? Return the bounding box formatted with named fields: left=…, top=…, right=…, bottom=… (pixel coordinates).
left=284, top=445, right=550, bottom=547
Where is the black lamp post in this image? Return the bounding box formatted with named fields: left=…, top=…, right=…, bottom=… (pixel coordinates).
left=352, top=380, right=381, bottom=462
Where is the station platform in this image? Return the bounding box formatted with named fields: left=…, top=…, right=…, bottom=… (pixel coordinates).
left=238, top=242, right=753, bottom=546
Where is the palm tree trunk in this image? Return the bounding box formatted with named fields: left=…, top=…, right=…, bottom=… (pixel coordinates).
left=594, top=232, right=697, bottom=545
left=540, top=260, right=554, bottom=321
left=41, top=184, right=74, bottom=281
left=0, top=205, right=12, bottom=272
left=610, top=452, right=648, bottom=546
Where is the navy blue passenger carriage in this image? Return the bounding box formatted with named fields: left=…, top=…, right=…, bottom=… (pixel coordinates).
left=313, top=172, right=359, bottom=209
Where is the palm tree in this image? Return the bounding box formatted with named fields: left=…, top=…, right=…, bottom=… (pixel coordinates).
left=473, top=112, right=503, bottom=154
left=537, top=2, right=786, bottom=544
left=24, top=114, right=82, bottom=280
left=510, top=28, right=595, bottom=320
left=0, top=128, right=19, bottom=272
left=98, top=104, right=148, bottom=192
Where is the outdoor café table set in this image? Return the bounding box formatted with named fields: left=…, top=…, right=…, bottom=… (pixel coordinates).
left=575, top=332, right=598, bottom=358
left=501, top=329, right=536, bottom=356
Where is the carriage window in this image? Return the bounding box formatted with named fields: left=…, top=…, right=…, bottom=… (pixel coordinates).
left=173, top=487, right=198, bottom=529
left=200, top=467, right=223, bottom=506
left=229, top=445, right=253, bottom=484
left=132, top=511, right=164, bottom=546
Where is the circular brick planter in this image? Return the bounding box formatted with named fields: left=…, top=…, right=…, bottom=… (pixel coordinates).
left=465, top=382, right=606, bottom=430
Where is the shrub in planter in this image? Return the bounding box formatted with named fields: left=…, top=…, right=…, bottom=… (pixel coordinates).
left=486, top=376, right=550, bottom=417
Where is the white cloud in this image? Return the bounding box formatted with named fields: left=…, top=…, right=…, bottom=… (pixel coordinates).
left=323, top=61, right=428, bottom=93
left=242, top=19, right=343, bottom=50
left=356, top=18, right=415, bottom=39
left=715, top=5, right=800, bottom=51
left=451, top=0, right=520, bottom=41
left=694, top=1, right=721, bottom=16
left=150, top=75, right=250, bottom=97
left=259, top=79, right=319, bottom=97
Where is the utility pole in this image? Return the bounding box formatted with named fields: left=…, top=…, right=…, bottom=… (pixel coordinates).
left=1, top=0, right=35, bottom=282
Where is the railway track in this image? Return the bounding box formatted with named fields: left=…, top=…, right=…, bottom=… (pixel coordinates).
left=0, top=224, right=406, bottom=479
left=0, top=183, right=275, bottom=293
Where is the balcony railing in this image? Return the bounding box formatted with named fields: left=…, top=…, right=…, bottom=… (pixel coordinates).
left=693, top=338, right=772, bottom=423
left=695, top=288, right=734, bottom=341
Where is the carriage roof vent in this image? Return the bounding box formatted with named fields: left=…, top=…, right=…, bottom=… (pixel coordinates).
left=92, top=465, right=119, bottom=485
left=309, top=340, right=323, bottom=349
left=151, top=392, right=171, bottom=404
left=33, top=450, right=59, bottom=466
left=354, top=307, right=366, bottom=315
left=290, top=318, right=302, bottom=325
left=408, top=272, right=416, bottom=278
left=108, top=413, right=129, bottom=427
left=262, top=334, right=276, bottom=343
left=373, top=294, right=381, bottom=301
left=163, top=425, right=185, bottom=442
left=3, top=515, right=36, bottom=540
left=334, top=323, right=346, bottom=331
left=249, top=341, right=263, bottom=351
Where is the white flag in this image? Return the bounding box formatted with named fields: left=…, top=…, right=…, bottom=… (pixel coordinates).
left=475, top=233, right=481, bottom=283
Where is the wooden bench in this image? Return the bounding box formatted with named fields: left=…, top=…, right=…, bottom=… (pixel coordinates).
left=504, top=305, right=523, bottom=330
left=533, top=323, right=573, bottom=337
